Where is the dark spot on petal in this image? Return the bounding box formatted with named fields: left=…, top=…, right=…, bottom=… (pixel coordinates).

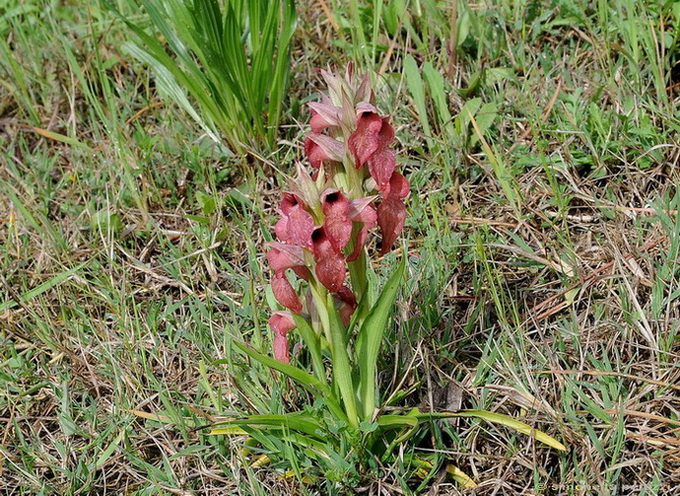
left=311, top=227, right=325, bottom=242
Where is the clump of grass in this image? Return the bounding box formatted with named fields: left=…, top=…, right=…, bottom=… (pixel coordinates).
left=116, top=0, right=297, bottom=158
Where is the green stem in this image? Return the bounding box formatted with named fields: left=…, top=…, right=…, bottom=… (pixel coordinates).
left=309, top=280, right=331, bottom=345
left=348, top=248, right=368, bottom=304
left=292, top=314, right=326, bottom=384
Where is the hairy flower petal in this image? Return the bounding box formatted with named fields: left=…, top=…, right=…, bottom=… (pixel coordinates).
left=384, top=171, right=410, bottom=199
left=311, top=227, right=346, bottom=292
left=355, top=101, right=378, bottom=115
left=348, top=113, right=395, bottom=170
left=324, top=216, right=352, bottom=252
left=274, top=217, right=289, bottom=242
left=335, top=286, right=357, bottom=327
left=377, top=198, right=406, bottom=255
left=315, top=256, right=346, bottom=292
left=321, top=189, right=350, bottom=216
left=272, top=274, right=303, bottom=313
left=286, top=206, right=315, bottom=248
left=367, top=147, right=396, bottom=191
left=347, top=112, right=384, bottom=168
left=305, top=133, right=345, bottom=169
left=269, top=311, right=296, bottom=336
left=266, top=243, right=305, bottom=273
left=347, top=202, right=377, bottom=262
left=309, top=102, right=342, bottom=133
left=273, top=333, right=290, bottom=363
left=321, top=189, right=352, bottom=250
left=281, top=193, right=305, bottom=215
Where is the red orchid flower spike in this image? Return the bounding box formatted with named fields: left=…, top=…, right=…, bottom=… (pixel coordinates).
left=265, top=64, right=409, bottom=362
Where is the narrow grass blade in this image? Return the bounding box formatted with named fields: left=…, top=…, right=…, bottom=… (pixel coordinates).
left=446, top=464, right=478, bottom=489
left=23, top=125, right=92, bottom=151
left=403, top=55, right=434, bottom=151
left=467, top=111, right=519, bottom=214
left=210, top=413, right=324, bottom=438
left=205, top=425, right=248, bottom=435
left=0, top=263, right=86, bottom=312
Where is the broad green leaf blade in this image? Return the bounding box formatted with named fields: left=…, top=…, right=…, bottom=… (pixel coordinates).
left=356, top=255, right=406, bottom=420
left=376, top=414, right=419, bottom=429
left=232, top=341, right=325, bottom=394
left=291, top=313, right=326, bottom=384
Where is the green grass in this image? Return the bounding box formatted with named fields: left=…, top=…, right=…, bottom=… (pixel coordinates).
left=2, top=0, right=680, bottom=494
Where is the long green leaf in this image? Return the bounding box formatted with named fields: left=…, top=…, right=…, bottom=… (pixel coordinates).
left=417, top=409, right=567, bottom=451
left=291, top=313, right=326, bottom=384
left=356, top=255, right=406, bottom=420
left=377, top=414, right=418, bottom=429
left=231, top=341, right=325, bottom=394
left=327, top=295, right=359, bottom=428
left=230, top=341, right=347, bottom=423
left=210, top=413, right=324, bottom=438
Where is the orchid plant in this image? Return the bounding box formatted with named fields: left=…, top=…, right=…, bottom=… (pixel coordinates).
left=211, top=66, right=565, bottom=488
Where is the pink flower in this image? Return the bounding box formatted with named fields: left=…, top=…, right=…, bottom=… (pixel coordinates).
left=309, top=101, right=342, bottom=133
left=266, top=243, right=310, bottom=281
left=384, top=171, right=410, bottom=199
left=347, top=112, right=395, bottom=170
left=321, top=189, right=352, bottom=251
left=269, top=311, right=297, bottom=363
left=278, top=193, right=315, bottom=248
left=271, top=274, right=303, bottom=313
left=347, top=198, right=377, bottom=262
left=377, top=198, right=406, bottom=255
left=311, top=227, right=346, bottom=292
left=304, top=133, right=345, bottom=169
left=267, top=244, right=306, bottom=313
left=368, top=147, right=396, bottom=192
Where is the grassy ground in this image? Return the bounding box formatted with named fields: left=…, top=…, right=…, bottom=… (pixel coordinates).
left=2, top=0, right=680, bottom=494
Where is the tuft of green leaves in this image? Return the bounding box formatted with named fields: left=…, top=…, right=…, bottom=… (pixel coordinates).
left=212, top=254, right=566, bottom=490
left=115, top=0, right=297, bottom=157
